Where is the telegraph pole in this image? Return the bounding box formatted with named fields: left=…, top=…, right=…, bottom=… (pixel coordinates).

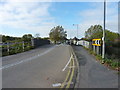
left=73, top=24, right=79, bottom=45
left=73, top=24, right=79, bottom=38
left=102, top=0, right=106, bottom=59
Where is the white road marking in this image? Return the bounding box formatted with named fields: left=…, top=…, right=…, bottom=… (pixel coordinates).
left=52, top=83, right=61, bottom=87
left=62, top=55, right=72, bottom=71
left=0, top=46, right=56, bottom=70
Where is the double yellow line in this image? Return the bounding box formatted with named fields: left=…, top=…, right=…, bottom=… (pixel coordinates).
left=60, top=54, right=75, bottom=89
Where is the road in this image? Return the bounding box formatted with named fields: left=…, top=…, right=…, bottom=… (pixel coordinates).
left=73, top=46, right=118, bottom=88
left=2, top=44, right=71, bottom=88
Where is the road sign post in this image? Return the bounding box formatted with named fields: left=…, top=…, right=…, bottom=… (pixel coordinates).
left=93, top=45, right=96, bottom=53
left=97, top=46, right=99, bottom=55
left=92, top=39, right=101, bottom=55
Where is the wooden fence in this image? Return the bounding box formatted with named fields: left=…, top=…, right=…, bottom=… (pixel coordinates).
left=1, top=38, right=50, bottom=56
left=1, top=41, right=32, bottom=56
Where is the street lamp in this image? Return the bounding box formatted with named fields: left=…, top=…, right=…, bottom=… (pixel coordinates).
left=102, top=0, right=106, bottom=59
left=73, top=24, right=79, bottom=38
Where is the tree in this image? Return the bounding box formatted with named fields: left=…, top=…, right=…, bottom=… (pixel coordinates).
left=85, top=25, right=120, bottom=42
left=42, top=37, right=49, bottom=40
left=34, top=33, right=40, bottom=38
left=22, top=34, right=33, bottom=42
left=2, top=35, right=21, bottom=42
left=2, top=35, right=7, bottom=42
left=85, top=25, right=103, bottom=40
left=49, top=26, right=67, bottom=43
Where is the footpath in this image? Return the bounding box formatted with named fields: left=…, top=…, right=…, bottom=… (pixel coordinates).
left=72, top=46, right=119, bottom=88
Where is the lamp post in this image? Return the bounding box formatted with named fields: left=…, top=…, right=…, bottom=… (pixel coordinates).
left=73, top=24, right=79, bottom=38
left=102, top=0, right=106, bottom=59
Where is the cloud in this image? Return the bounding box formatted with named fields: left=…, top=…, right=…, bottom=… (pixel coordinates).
left=0, top=0, right=53, bottom=2
left=1, top=0, right=119, bottom=2
left=0, top=1, right=56, bottom=37
left=77, top=2, right=118, bottom=38
left=0, top=1, right=118, bottom=38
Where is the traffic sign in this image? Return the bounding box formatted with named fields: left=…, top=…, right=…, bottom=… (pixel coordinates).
left=92, top=39, right=101, bottom=46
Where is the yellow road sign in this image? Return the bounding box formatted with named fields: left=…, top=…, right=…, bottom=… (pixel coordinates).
left=92, top=39, right=101, bottom=46
left=92, top=39, right=101, bottom=41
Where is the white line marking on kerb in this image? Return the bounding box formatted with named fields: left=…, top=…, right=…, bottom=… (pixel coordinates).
left=0, top=46, right=56, bottom=70
left=62, top=55, right=72, bottom=71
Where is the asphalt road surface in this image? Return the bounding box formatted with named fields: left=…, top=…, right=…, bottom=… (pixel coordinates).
left=73, top=46, right=118, bottom=88
left=2, top=44, right=71, bottom=88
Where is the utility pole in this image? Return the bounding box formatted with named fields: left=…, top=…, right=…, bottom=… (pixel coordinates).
left=73, top=24, right=79, bottom=38
left=102, top=0, right=106, bottom=59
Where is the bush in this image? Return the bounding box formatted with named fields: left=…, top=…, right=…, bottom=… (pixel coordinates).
left=9, top=49, right=16, bottom=55
left=2, top=41, right=33, bottom=56
left=104, top=58, right=112, bottom=64
left=110, top=61, right=119, bottom=68
left=96, top=55, right=103, bottom=61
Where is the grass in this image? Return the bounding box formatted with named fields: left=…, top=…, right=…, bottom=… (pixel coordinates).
left=118, top=72, right=120, bottom=75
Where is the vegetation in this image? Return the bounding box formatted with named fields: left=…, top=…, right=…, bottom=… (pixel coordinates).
left=83, top=25, right=120, bottom=71
left=1, top=34, right=51, bottom=57
left=85, top=25, right=120, bottom=58
left=85, top=25, right=103, bottom=40
left=42, top=37, right=50, bottom=40
left=22, top=34, right=33, bottom=42
left=49, top=26, right=67, bottom=44
left=34, top=33, right=40, bottom=38
left=83, top=46, right=120, bottom=71
left=1, top=34, right=34, bottom=56
left=1, top=34, right=33, bottom=43
left=2, top=35, right=21, bottom=42
left=85, top=25, right=120, bottom=42
left=2, top=41, right=33, bottom=56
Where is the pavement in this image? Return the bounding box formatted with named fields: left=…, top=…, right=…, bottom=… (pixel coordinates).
left=2, top=44, right=71, bottom=88
left=72, top=46, right=118, bottom=88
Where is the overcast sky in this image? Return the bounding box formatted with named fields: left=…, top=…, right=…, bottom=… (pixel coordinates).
left=0, top=0, right=118, bottom=38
